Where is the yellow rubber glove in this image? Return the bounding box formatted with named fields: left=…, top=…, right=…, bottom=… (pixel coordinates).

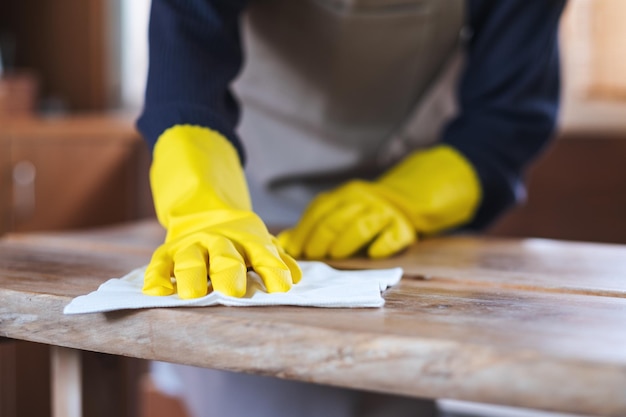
left=278, top=145, right=481, bottom=259
left=143, top=125, right=301, bottom=299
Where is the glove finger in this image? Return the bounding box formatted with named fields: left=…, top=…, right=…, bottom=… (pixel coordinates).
left=172, top=243, right=209, bottom=299
left=272, top=236, right=302, bottom=284
left=143, top=245, right=175, bottom=296
left=304, top=202, right=366, bottom=259
left=328, top=206, right=392, bottom=259
left=282, top=192, right=341, bottom=258
left=244, top=242, right=293, bottom=293
left=204, top=235, right=248, bottom=297
left=275, top=228, right=292, bottom=251
left=367, top=215, right=416, bottom=259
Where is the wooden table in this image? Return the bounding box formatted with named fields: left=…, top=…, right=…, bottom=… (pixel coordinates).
left=0, top=220, right=625, bottom=416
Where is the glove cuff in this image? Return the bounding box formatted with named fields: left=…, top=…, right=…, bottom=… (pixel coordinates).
left=375, top=145, right=482, bottom=233
left=150, top=125, right=252, bottom=229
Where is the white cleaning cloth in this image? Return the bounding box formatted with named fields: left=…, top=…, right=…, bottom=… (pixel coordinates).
left=63, top=261, right=402, bottom=314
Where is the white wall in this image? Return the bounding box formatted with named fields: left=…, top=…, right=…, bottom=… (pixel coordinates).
left=120, top=0, right=150, bottom=110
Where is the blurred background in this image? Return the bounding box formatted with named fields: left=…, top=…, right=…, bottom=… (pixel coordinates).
left=0, top=0, right=153, bottom=238
left=0, top=0, right=625, bottom=416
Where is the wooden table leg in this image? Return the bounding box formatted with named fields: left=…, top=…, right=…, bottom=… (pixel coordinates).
left=51, top=346, right=82, bottom=417
left=0, top=340, right=17, bottom=417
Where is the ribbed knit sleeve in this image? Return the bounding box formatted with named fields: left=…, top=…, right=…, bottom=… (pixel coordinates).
left=442, top=0, right=566, bottom=229
left=137, top=0, right=248, bottom=162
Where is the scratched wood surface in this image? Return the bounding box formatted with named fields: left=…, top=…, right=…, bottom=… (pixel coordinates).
left=0, top=220, right=625, bottom=416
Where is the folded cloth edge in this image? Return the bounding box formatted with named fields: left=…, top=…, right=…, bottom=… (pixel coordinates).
left=63, top=261, right=403, bottom=315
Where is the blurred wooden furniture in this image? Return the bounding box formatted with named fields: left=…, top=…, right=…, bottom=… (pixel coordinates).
left=0, top=114, right=152, bottom=235
left=0, top=71, right=39, bottom=118
left=0, top=0, right=119, bottom=111
left=488, top=130, right=626, bottom=244
left=0, top=114, right=152, bottom=417
left=1, top=220, right=625, bottom=417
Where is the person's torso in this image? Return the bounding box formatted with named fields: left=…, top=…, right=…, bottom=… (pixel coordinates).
left=234, top=0, right=464, bottom=220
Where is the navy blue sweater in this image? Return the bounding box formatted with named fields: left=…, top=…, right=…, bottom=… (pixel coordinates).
left=137, top=0, right=567, bottom=229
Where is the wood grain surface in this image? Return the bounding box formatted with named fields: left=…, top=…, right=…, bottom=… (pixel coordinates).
left=0, top=220, right=625, bottom=416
